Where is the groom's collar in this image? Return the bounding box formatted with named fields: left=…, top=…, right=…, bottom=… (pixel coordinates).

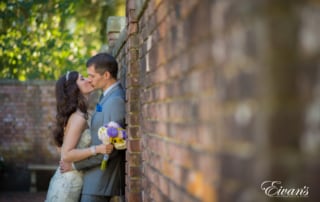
left=102, top=81, right=120, bottom=97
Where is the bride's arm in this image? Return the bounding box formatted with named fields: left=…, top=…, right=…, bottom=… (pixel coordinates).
left=61, top=113, right=106, bottom=162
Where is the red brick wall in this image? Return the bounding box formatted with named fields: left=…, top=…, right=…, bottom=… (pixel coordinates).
left=121, top=0, right=217, bottom=201
left=0, top=80, right=59, bottom=165
left=137, top=1, right=216, bottom=201
left=0, top=81, right=99, bottom=191
left=116, top=0, right=320, bottom=201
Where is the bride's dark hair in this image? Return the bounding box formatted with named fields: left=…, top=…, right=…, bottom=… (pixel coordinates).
left=53, top=71, right=88, bottom=147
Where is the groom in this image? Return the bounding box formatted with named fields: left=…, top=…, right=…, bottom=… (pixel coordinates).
left=61, top=53, right=126, bottom=202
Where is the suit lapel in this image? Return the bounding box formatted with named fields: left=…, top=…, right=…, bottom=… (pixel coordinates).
left=100, top=82, right=121, bottom=104
left=91, top=83, right=121, bottom=127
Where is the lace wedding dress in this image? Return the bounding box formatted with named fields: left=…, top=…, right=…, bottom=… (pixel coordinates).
left=45, top=128, right=91, bottom=202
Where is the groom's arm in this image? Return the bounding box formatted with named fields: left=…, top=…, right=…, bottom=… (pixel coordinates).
left=72, top=153, right=103, bottom=170
left=73, top=145, right=120, bottom=170
left=73, top=97, right=125, bottom=171
left=60, top=146, right=118, bottom=173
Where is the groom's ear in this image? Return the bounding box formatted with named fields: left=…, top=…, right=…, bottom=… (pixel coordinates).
left=103, top=71, right=111, bottom=80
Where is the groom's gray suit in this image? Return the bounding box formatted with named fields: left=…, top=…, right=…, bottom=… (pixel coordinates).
left=73, top=82, right=125, bottom=198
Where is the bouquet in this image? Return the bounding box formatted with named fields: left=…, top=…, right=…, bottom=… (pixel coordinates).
left=97, top=121, right=127, bottom=170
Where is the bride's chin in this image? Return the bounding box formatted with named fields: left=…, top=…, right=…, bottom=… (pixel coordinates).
left=84, top=91, right=94, bottom=99
left=83, top=93, right=90, bottom=99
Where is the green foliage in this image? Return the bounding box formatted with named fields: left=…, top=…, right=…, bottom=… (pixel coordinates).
left=0, top=0, right=107, bottom=80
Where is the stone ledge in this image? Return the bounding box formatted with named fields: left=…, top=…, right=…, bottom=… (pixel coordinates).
left=112, top=27, right=128, bottom=57
left=28, top=164, right=57, bottom=171
left=28, top=164, right=57, bottom=192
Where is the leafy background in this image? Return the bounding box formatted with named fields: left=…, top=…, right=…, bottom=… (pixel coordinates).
left=0, top=0, right=125, bottom=80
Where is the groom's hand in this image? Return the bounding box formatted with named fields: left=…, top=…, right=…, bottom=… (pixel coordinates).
left=60, top=160, right=73, bottom=173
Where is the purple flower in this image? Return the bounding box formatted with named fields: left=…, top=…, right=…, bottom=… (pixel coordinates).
left=107, top=127, right=118, bottom=137
left=122, top=131, right=127, bottom=139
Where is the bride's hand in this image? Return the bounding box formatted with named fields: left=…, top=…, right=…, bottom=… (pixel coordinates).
left=96, top=144, right=113, bottom=154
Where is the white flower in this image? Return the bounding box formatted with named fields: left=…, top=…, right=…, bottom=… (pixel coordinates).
left=107, top=121, right=120, bottom=128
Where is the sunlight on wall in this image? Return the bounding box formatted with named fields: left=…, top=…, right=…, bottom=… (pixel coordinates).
left=116, top=3, right=126, bottom=16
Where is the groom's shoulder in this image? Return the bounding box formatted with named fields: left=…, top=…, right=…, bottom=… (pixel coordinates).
left=104, top=90, right=125, bottom=104
left=112, top=85, right=125, bottom=97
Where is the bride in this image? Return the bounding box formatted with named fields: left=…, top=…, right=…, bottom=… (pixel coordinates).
left=45, top=71, right=109, bottom=202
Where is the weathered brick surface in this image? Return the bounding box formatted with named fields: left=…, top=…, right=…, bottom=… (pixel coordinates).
left=118, top=0, right=218, bottom=201
left=0, top=80, right=58, bottom=166
left=113, top=0, right=320, bottom=201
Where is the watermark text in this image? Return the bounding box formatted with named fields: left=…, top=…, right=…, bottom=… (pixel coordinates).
left=261, top=181, right=309, bottom=198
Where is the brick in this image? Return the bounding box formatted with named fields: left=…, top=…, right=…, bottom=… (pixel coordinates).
left=168, top=182, right=183, bottom=201
left=126, top=192, right=142, bottom=202
left=155, top=0, right=168, bottom=24
left=128, top=178, right=142, bottom=192
left=140, top=21, right=149, bottom=42
left=150, top=66, right=167, bottom=85
left=0, top=81, right=58, bottom=165
left=126, top=88, right=140, bottom=101
left=128, top=166, right=141, bottom=178
left=166, top=142, right=194, bottom=168
left=127, top=112, right=139, bottom=125
left=147, top=13, right=157, bottom=36
left=167, top=123, right=198, bottom=146
left=129, top=139, right=141, bottom=152
left=126, top=76, right=139, bottom=87
left=128, top=32, right=139, bottom=48
left=196, top=123, right=216, bottom=151
left=128, top=9, right=138, bottom=23
left=128, top=126, right=140, bottom=138
left=198, top=97, right=216, bottom=123
left=194, top=152, right=218, bottom=185
left=128, top=49, right=139, bottom=63
left=127, top=152, right=142, bottom=167
left=128, top=22, right=138, bottom=35
left=163, top=160, right=181, bottom=185
left=157, top=17, right=170, bottom=40
left=154, top=0, right=163, bottom=8
left=127, top=100, right=140, bottom=113
left=186, top=171, right=217, bottom=202
left=146, top=0, right=155, bottom=18
left=153, top=121, right=168, bottom=137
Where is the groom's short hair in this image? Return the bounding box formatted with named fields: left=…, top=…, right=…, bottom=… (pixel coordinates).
left=86, top=53, right=118, bottom=79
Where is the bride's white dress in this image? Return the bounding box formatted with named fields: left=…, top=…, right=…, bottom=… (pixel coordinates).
left=45, top=129, right=91, bottom=202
